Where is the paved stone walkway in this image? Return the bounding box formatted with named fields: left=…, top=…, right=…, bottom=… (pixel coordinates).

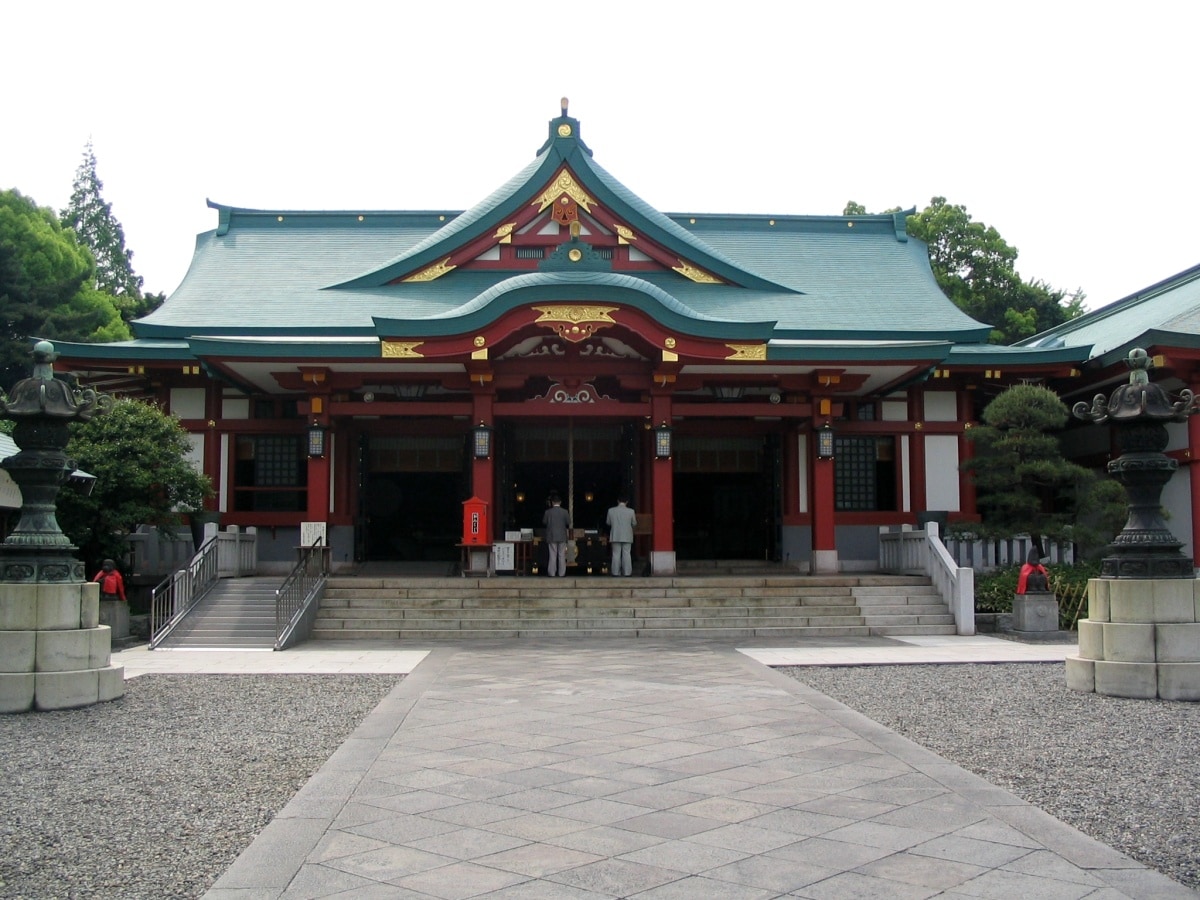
left=200, top=641, right=1193, bottom=899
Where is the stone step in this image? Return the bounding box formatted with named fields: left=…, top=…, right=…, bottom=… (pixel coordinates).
left=308, top=624, right=878, bottom=641
left=317, top=603, right=865, bottom=620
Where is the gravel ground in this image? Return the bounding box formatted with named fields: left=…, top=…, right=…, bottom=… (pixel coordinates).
left=783, top=663, right=1200, bottom=892
left=0, top=674, right=399, bottom=900
left=2, top=664, right=1198, bottom=898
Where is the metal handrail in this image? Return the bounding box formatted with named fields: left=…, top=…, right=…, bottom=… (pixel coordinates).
left=275, top=538, right=329, bottom=650
left=148, top=537, right=220, bottom=649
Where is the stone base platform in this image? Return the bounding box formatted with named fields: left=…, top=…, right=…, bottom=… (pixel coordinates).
left=1066, top=577, right=1200, bottom=700
left=0, top=581, right=125, bottom=713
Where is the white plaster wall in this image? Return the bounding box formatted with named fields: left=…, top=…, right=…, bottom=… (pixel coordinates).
left=882, top=398, right=908, bottom=421
left=923, top=391, right=958, bottom=422
left=222, top=397, right=250, bottom=419
left=185, top=433, right=204, bottom=474
left=924, top=435, right=961, bottom=512
left=797, top=433, right=809, bottom=514
left=1163, top=467, right=1193, bottom=558
left=170, top=387, right=206, bottom=420
left=219, top=434, right=229, bottom=513
left=1166, top=420, right=1189, bottom=453
left=900, top=435, right=911, bottom=512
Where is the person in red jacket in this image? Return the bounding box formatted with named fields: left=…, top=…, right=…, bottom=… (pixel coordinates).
left=93, top=559, right=127, bottom=602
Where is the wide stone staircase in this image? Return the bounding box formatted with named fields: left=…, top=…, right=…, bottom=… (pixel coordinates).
left=311, top=572, right=956, bottom=641
left=153, top=577, right=279, bottom=649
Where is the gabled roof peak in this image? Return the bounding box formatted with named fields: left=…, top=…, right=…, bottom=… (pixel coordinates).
left=537, top=96, right=593, bottom=159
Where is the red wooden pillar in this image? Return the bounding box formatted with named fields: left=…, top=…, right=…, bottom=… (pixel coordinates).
left=650, top=394, right=675, bottom=574
left=305, top=394, right=331, bottom=523
left=811, top=404, right=837, bottom=574
left=1189, top=412, right=1200, bottom=563
left=958, top=390, right=977, bottom=518
left=908, top=391, right=926, bottom=516
left=471, top=391, right=495, bottom=536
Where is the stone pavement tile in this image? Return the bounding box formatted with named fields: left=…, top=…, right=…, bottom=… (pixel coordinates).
left=1001, top=849, right=1108, bottom=886
left=406, top=826, right=529, bottom=862
left=949, top=867, right=1101, bottom=899
left=274, top=862, right=404, bottom=900
left=472, top=880, right=610, bottom=899
left=1083, top=868, right=1200, bottom=899
left=763, top=835, right=893, bottom=870
left=704, top=854, right=838, bottom=893
left=551, top=774, right=645, bottom=798
left=393, top=860, right=530, bottom=899
left=428, top=777, right=527, bottom=802
left=546, top=857, right=681, bottom=895
left=671, top=796, right=777, bottom=823
left=484, top=811, right=594, bottom=841
left=727, top=782, right=824, bottom=808
left=944, top=816, right=1042, bottom=849
left=618, top=837, right=751, bottom=873
left=309, top=831, right=391, bottom=864
left=474, top=842, right=604, bottom=877
left=323, top=844, right=456, bottom=881
left=551, top=797, right=660, bottom=826
left=819, top=820, right=941, bottom=852
left=855, top=850, right=989, bottom=890
left=910, top=833, right=1035, bottom=868
left=686, top=822, right=805, bottom=854
left=546, top=824, right=666, bottom=857
left=606, top=783, right=711, bottom=810
left=792, top=870, right=943, bottom=899
left=491, top=787, right=579, bottom=813
left=423, top=800, right=528, bottom=827
left=794, top=793, right=897, bottom=821
left=342, top=813, right=460, bottom=844
left=742, top=806, right=856, bottom=838
left=366, top=789, right=467, bottom=816
left=616, top=809, right=725, bottom=839
left=627, top=875, right=778, bottom=899
left=490, top=766, right=578, bottom=789
left=870, top=793, right=991, bottom=834
left=279, top=864, right=430, bottom=900
left=656, top=773, right=764, bottom=797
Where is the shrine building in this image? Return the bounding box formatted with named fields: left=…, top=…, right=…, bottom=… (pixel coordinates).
left=51, top=100, right=1200, bottom=575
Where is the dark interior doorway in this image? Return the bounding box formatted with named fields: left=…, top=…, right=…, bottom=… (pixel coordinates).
left=358, top=433, right=465, bottom=561
left=509, top=460, right=622, bottom=533
left=672, top=434, right=777, bottom=561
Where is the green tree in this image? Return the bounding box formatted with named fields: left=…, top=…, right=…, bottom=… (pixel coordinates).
left=962, top=384, right=1124, bottom=557
left=56, top=398, right=213, bottom=569
left=0, top=189, right=130, bottom=388
left=61, top=142, right=161, bottom=321
left=844, top=197, right=1085, bottom=344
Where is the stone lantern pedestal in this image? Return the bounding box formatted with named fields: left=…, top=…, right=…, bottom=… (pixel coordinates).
left=0, top=341, right=123, bottom=713
left=0, top=580, right=125, bottom=713
left=1065, top=579, right=1200, bottom=700
left=1012, top=591, right=1060, bottom=634
left=1068, top=348, right=1200, bottom=700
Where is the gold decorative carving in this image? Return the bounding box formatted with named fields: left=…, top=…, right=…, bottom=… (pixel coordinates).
left=664, top=337, right=676, bottom=349
left=532, top=305, right=618, bottom=344
left=568, top=249, right=582, bottom=262
left=494, top=223, right=515, bottom=244
left=403, top=257, right=456, bottom=282
left=614, top=224, right=636, bottom=245
left=473, top=336, right=486, bottom=348
left=533, top=170, right=595, bottom=214
left=382, top=341, right=425, bottom=358
left=672, top=261, right=722, bottom=284
left=663, top=349, right=678, bottom=363
left=557, top=123, right=572, bottom=137
left=725, top=344, right=766, bottom=361
left=471, top=348, right=489, bottom=360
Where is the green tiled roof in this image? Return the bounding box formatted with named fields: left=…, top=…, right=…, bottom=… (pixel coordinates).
left=117, top=106, right=994, bottom=349
left=1019, top=264, right=1200, bottom=365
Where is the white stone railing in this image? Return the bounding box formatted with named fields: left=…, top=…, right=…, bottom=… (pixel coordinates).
left=879, top=523, right=974, bottom=635
left=213, top=524, right=257, bottom=577
left=942, top=533, right=1073, bottom=570
left=126, top=523, right=257, bottom=580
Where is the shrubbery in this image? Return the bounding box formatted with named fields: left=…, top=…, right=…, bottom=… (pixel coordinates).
left=974, top=561, right=1100, bottom=630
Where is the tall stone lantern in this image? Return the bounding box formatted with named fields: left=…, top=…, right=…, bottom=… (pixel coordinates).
left=1066, top=348, right=1200, bottom=700
left=0, top=341, right=125, bottom=713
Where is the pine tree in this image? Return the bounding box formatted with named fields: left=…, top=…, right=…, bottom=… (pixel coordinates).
left=61, top=141, right=147, bottom=319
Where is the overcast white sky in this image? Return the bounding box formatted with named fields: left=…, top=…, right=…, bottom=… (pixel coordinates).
left=3, top=2, right=1196, bottom=312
